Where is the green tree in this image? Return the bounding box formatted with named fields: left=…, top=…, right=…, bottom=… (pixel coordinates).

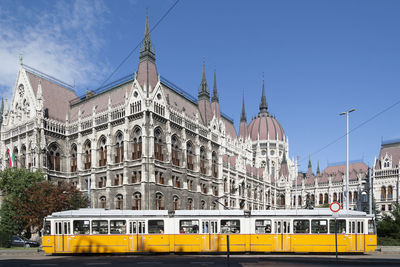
left=0, top=168, right=44, bottom=246
left=377, top=203, right=400, bottom=245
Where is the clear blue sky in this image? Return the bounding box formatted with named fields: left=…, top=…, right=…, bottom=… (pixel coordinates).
left=1, top=0, right=400, bottom=172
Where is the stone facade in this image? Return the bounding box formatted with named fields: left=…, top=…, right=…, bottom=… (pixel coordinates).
left=0, top=16, right=374, bottom=211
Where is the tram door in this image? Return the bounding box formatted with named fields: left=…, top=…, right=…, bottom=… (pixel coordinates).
left=54, top=221, right=71, bottom=253
left=348, top=220, right=365, bottom=252
left=201, top=220, right=218, bottom=252
left=274, top=220, right=291, bottom=252
left=128, top=220, right=146, bottom=252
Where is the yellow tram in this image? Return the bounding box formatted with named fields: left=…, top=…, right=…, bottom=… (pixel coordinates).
left=42, top=209, right=377, bottom=254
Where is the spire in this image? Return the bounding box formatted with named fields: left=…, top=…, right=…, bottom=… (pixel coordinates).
left=259, top=74, right=268, bottom=114
left=139, top=11, right=155, bottom=63
left=308, top=154, right=312, bottom=169
left=211, top=69, right=219, bottom=103
left=198, top=60, right=210, bottom=100
left=240, top=94, right=246, bottom=122
left=317, top=161, right=320, bottom=175
left=282, top=149, right=287, bottom=164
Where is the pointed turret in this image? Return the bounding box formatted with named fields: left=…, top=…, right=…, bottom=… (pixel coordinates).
left=317, top=161, right=320, bottom=175
left=239, top=94, right=248, bottom=139
left=259, top=77, right=268, bottom=114
left=198, top=61, right=210, bottom=100
left=137, top=12, right=158, bottom=94
left=307, top=154, right=313, bottom=176
left=197, top=61, right=212, bottom=124
left=210, top=69, right=220, bottom=119
left=279, top=150, right=289, bottom=178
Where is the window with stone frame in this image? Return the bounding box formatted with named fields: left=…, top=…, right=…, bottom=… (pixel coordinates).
left=71, top=144, right=77, bottom=172
left=388, top=186, right=393, bottom=200
left=154, top=128, right=164, bottom=161
left=20, top=145, right=26, bottom=169
left=212, top=151, right=218, bottom=178
left=186, top=141, right=194, bottom=171
left=173, top=176, right=181, bottom=188
left=114, top=174, right=122, bottom=186
left=155, top=171, right=164, bottom=185
left=84, top=140, right=91, bottom=169
left=13, top=147, right=19, bottom=168
left=201, top=200, right=206, bottom=210
left=132, top=127, right=142, bottom=160
left=324, top=193, right=329, bottom=204
left=155, top=193, right=164, bottom=210
left=319, top=193, right=323, bottom=205
left=187, top=198, right=193, bottom=210
left=131, top=171, right=141, bottom=183
left=173, top=195, right=179, bottom=210
left=201, top=183, right=208, bottom=194
left=115, top=132, right=124, bottom=163
left=115, top=194, right=123, bottom=210
left=187, top=179, right=193, bottom=191
left=200, top=146, right=207, bottom=175
left=100, top=196, right=106, bottom=209
left=98, top=136, right=107, bottom=167
left=98, top=176, right=106, bottom=188
left=48, top=143, right=61, bottom=171
left=171, top=135, right=180, bottom=166
left=381, top=186, right=386, bottom=201
left=353, top=191, right=358, bottom=202
left=132, top=192, right=141, bottom=210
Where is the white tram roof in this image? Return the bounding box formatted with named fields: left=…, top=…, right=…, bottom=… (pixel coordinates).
left=47, top=208, right=373, bottom=219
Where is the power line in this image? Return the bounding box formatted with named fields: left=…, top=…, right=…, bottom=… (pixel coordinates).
left=99, top=0, right=180, bottom=88
left=298, top=98, right=400, bottom=166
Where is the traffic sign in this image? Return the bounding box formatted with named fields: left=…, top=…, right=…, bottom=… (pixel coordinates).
left=330, top=202, right=341, bottom=212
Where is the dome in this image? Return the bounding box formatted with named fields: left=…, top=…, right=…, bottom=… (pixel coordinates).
left=248, top=113, right=285, bottom=141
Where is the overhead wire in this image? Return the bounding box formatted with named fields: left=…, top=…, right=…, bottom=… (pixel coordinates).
left=98, top=0, right=180, bottom=88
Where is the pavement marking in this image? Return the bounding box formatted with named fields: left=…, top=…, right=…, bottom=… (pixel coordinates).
left=85, top=263, right=111, bottom=265
left=137, top=262, right=162, bottom=265
left=190, top=262, right=215, bottom=265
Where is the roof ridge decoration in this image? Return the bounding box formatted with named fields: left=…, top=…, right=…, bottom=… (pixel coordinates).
left=198, top=60, right=210, bottom=100
left=211, top=69, right=219, bottom=103
left=259, top=73, right=268, bottom=114
left=139, top=10, right=155, bottom=63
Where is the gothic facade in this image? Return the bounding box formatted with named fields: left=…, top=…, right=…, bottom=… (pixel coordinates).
left=0, top=16, right=373, bottom=211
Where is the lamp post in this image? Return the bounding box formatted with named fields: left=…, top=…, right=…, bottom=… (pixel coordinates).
left=339, top=108, right=355, bottom=212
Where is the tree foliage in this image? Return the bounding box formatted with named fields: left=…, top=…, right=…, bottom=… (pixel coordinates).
left=11, top=181, right=88, bottom=233
left=377, top=203, right=400, bottom=245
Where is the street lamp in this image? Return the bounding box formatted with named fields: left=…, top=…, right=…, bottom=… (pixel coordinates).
left=339, top=108, right=355, bottom=212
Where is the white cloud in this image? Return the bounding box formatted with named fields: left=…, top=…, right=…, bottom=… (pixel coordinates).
left=0, top=0, right=110, bottom=100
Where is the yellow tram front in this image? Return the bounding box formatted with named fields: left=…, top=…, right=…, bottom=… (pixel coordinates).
left=42, top=209, right=377, bottom=254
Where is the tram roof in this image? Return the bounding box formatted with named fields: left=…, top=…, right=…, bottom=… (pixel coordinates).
left=47, top=208, right=372, bottom=219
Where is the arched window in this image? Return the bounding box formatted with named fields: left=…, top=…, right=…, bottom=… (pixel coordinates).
left=339, top=192, right=343, bottom=204
left=171, top=135, right=180, bottom=166
left=20, top=145, right=26, bottom=169
left=349, top=192, right=353, bottom=204
left=100, top=196, right=106, bottom=209
left=224, top=178, right=228, bottom=193
left=155, top=193, right=164, bottom=210
left=173, top=195, right=179, bottom=211
left=381, top=186, right=386, bottom=201
left=84, top=140, right=91, bottom=169
left=212, top=202, right=217, bottom=210
left=311, top=194, right=315, bottom=205
left=154, top=128, right=164, bottom=161
left=298, top=195, right=302, bottom=206
left=186, top=141, right=194, bottom=170
left=200, top=147, right=206, bottom=175
left=201, top=200, right=206, bottom=210
left=48, top=143, right=61, bottom=171
left=132, top=127, right=142, bottom=160
left=212, top=151, right=218, bottom=178
left=98, top=136, right=107, bottom=167
left=115, top=194, right=123, bottom=210
left=333, top=192, right=337, bottom=202
left=280, top=194, right=285, bottom=206
left=319, top=193, right=323, bottom=205
left=354, top=191, right=358, bottom=202
left=132, top=192, right=141, bottom=210
left=71, top=144, right=77, bottom=172
left=115, top=132, right=124, bottom=163
left=324, top=193, right=329, bottom=204
left=187, top=198, right=193, bottom=210
left=388, top=186, right=393, bottom=200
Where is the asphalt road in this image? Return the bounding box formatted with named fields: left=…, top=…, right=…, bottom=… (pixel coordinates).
left=1, top=252, right=400, bottom=267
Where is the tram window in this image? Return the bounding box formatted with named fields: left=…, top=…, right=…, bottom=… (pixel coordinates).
left=255, top=220, right=272, bottom=233
left=293, top=220, right=309, bottom=233
left=44, top=221, right=51, bottom=235
left=311, top=220, right=328, bottom=234
left=221, top=220, right=240, bottom=233
left=110, top=220, right=126, bottom=234
left=92, top=220, right=108, bottom=234
left=180, top=220, right=199, bottom=233
left=148, top=220, right=164, bottom=234
left=368, top=220, right=376, bottom=234
left=73, top=220, right=90, bottom=234
left=329, top=219, right=346, bottom=233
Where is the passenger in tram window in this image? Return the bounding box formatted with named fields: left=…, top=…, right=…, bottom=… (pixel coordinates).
left=180, top=228, right=184, bottom=233
left=265, top=225, right=271, bottom=233
left=159, top=229, right=164, bottom=234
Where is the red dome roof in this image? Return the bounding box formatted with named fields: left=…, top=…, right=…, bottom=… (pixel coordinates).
left=248, top=113, right=285, bottom=141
